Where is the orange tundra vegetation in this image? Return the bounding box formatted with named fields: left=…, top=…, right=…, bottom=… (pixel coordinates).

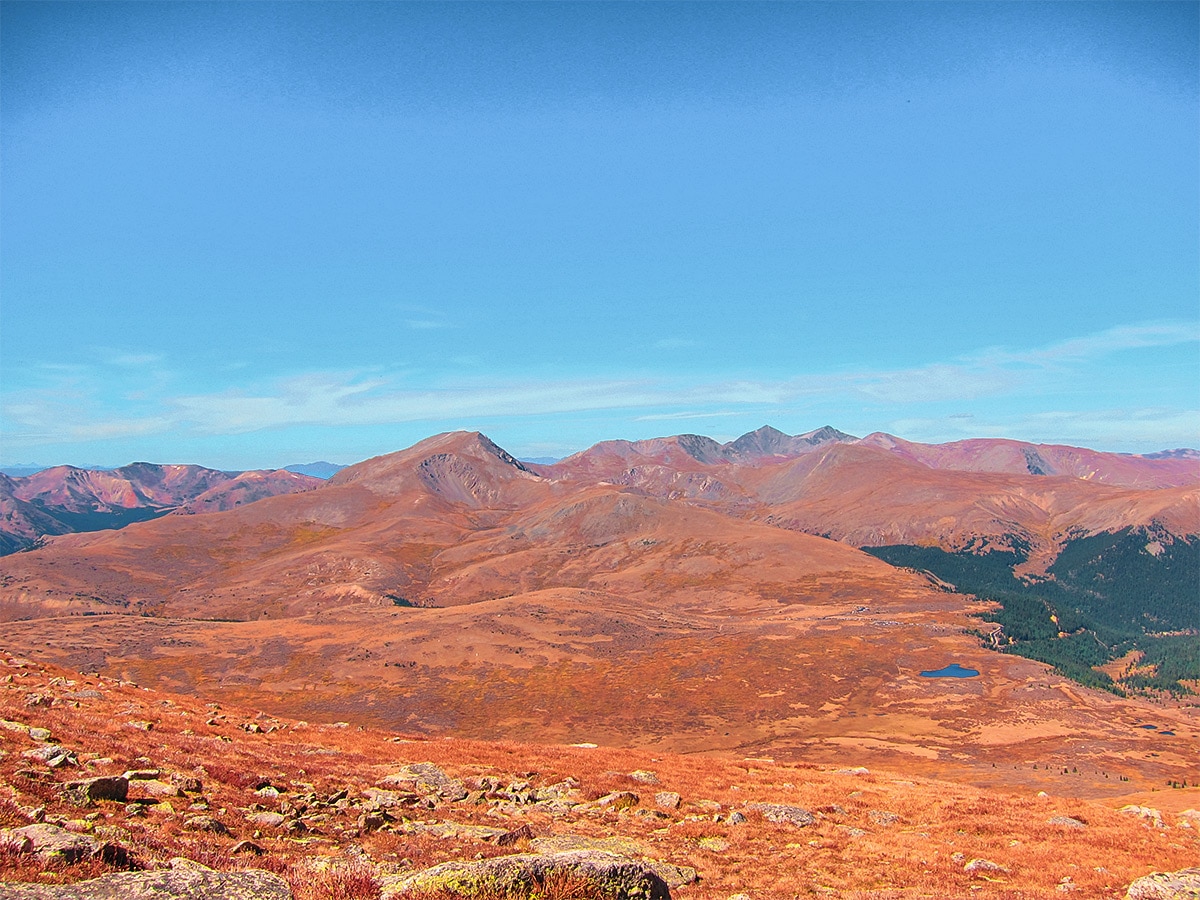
left=0, top=653, right=1196, bottom=900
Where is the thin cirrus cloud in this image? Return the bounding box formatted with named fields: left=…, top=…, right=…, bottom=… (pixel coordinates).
left=891, top=408, right=1200, bottom=449
left=1, top=321, right=1195, bottom=450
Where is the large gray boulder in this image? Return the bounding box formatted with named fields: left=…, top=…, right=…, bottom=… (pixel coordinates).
left=378, top=762, right=467, bottom=802
left=745, top=802, right=815, bottom=827
left=388, top=850, right=670, bottom=900
left=1126, top=867, right=1200, bottom=899
left=0, top=867, right=291, bottom=899
left=61, top=776, right=128, bottom=806
left=0, top=824, right=125, bottom=866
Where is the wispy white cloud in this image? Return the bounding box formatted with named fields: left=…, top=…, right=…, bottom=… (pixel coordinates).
left=2, top=320, right=1195, bottom=452
left=890, top=407, right=1200, bottom=451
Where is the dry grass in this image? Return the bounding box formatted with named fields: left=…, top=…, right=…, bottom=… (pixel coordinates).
left=0, top=652, right=1195, bottom=899
left=291, top=858, right=381, bottom=900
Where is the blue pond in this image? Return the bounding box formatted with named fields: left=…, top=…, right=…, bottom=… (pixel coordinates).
left=920, top=663, right=980, bottom=678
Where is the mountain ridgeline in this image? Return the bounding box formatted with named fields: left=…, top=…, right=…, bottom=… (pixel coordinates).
left=0, top=463, right=322, bottom=554
left=0, top=426, right=1195, bottom=701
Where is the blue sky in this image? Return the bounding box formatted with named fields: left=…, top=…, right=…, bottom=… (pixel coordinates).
left=2, top=2, right=1197, bottom=468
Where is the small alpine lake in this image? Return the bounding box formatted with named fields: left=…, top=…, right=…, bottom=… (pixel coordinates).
left=920, top=663, right=980, bottom=679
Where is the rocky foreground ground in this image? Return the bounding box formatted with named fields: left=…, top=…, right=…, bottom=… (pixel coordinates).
left=0, top=651, right=1197, bottom=900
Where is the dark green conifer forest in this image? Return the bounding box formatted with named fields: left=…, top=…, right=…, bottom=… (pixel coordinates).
left=866, top=527, right=1200, bottom=695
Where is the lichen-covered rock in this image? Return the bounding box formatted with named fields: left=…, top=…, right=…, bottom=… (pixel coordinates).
left=247, top=811, right=286, bottom=828
left=23, top=745, right=76, bottom=768
left=61, top=776, right=128, bottom=806
left=1126, top=868, right=1200, bottom=899
left=1, top=824, right=99, bottom=863
left=965, top=858, right=1009, bottom=876
left=594, top=791, right=639, bottom=810
left=182, top=814, right=228, bottom=834
left=1119, top=805, right=1164, bottom=827
left=745, top=802, right=815, bottom=827
left=388, top=850, right=670, bottom=900
left=0, top=867, right=292, bottom=899
left=0, top=824, right=128, bottom=868
left=125, top=780, right=179, bottom=803
left=654, top=791, right=681, bottom=810
left=1048, top=816, right=1087, bottom=829
left=378, top=762, right=467, bottom=801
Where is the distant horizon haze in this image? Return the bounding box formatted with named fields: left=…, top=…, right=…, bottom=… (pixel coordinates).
left=1, top=424, right=1197, bottom=475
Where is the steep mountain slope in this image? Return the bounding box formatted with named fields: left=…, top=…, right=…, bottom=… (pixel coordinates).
left=0, top=475, right=73, bottom=556
left=0, top=463, right=322, bottom=554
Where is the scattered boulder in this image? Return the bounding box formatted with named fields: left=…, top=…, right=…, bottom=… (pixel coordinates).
left=379, top=762, right=467, bottom=802
left=532, top=835, right=648, bottom=858
left=182, top=815, right=228, bottom=835
left=595, top=791, right=639, bottom=810
left=125, top=780, right=179, bottom=803
left=1048, top=816, right=1087, bottom=829
left=0, top=867, right=291, bottom=899
left=23, top=745, right=76, bottom=768
left=389, top=850, right=670, bottom=900
left=247, top=811, right=286, bottom=829
left=1119, top=805, right=1164, bottom=828
left=401, top=822, right=506, bottom=842
left=230, top=840, right=266, bottom=856
left=649, top=862, right=697, bottom=889
left=654, top=792, right=681, bottom=810
left=534, top=778, right=579, bottom=802
left=173, top=775, right=203, bottom=794
left=0, top=823, right=126, bottom=866
left=61, top=776, right=128, bottom=806
left=497, top=823, right=534, bottom=847
left=965, top=858, right=1009, bottom=876
left=362, top=787, right=410, bottom=808
left=629, top=770, right=659, bottom=784
left=1125, top=867, right=1200, bottom=899
left=745, top=802, right=815, bottom=828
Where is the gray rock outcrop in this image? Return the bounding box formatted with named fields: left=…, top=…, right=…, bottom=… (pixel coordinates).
left=1125, top=867, right=1200, bottom=899
left=388, top=849, right=670, bottom=900
left=745, top=802, right=815, bottom=827
left=0, top=867, right=290, bottom=899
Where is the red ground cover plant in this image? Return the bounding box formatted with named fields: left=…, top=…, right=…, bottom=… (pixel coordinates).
left=0, top=652, right=1195, bottom=899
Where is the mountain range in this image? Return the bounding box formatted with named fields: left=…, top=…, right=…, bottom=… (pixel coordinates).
left=0, top=463, right=321, bottom=555
left=0, top=425, right=1194, bottom=801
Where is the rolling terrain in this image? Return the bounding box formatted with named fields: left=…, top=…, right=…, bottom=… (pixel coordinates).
left=0, top=428, right=1195, bottom=812
left=2, top=652, right=1196, bottom=900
